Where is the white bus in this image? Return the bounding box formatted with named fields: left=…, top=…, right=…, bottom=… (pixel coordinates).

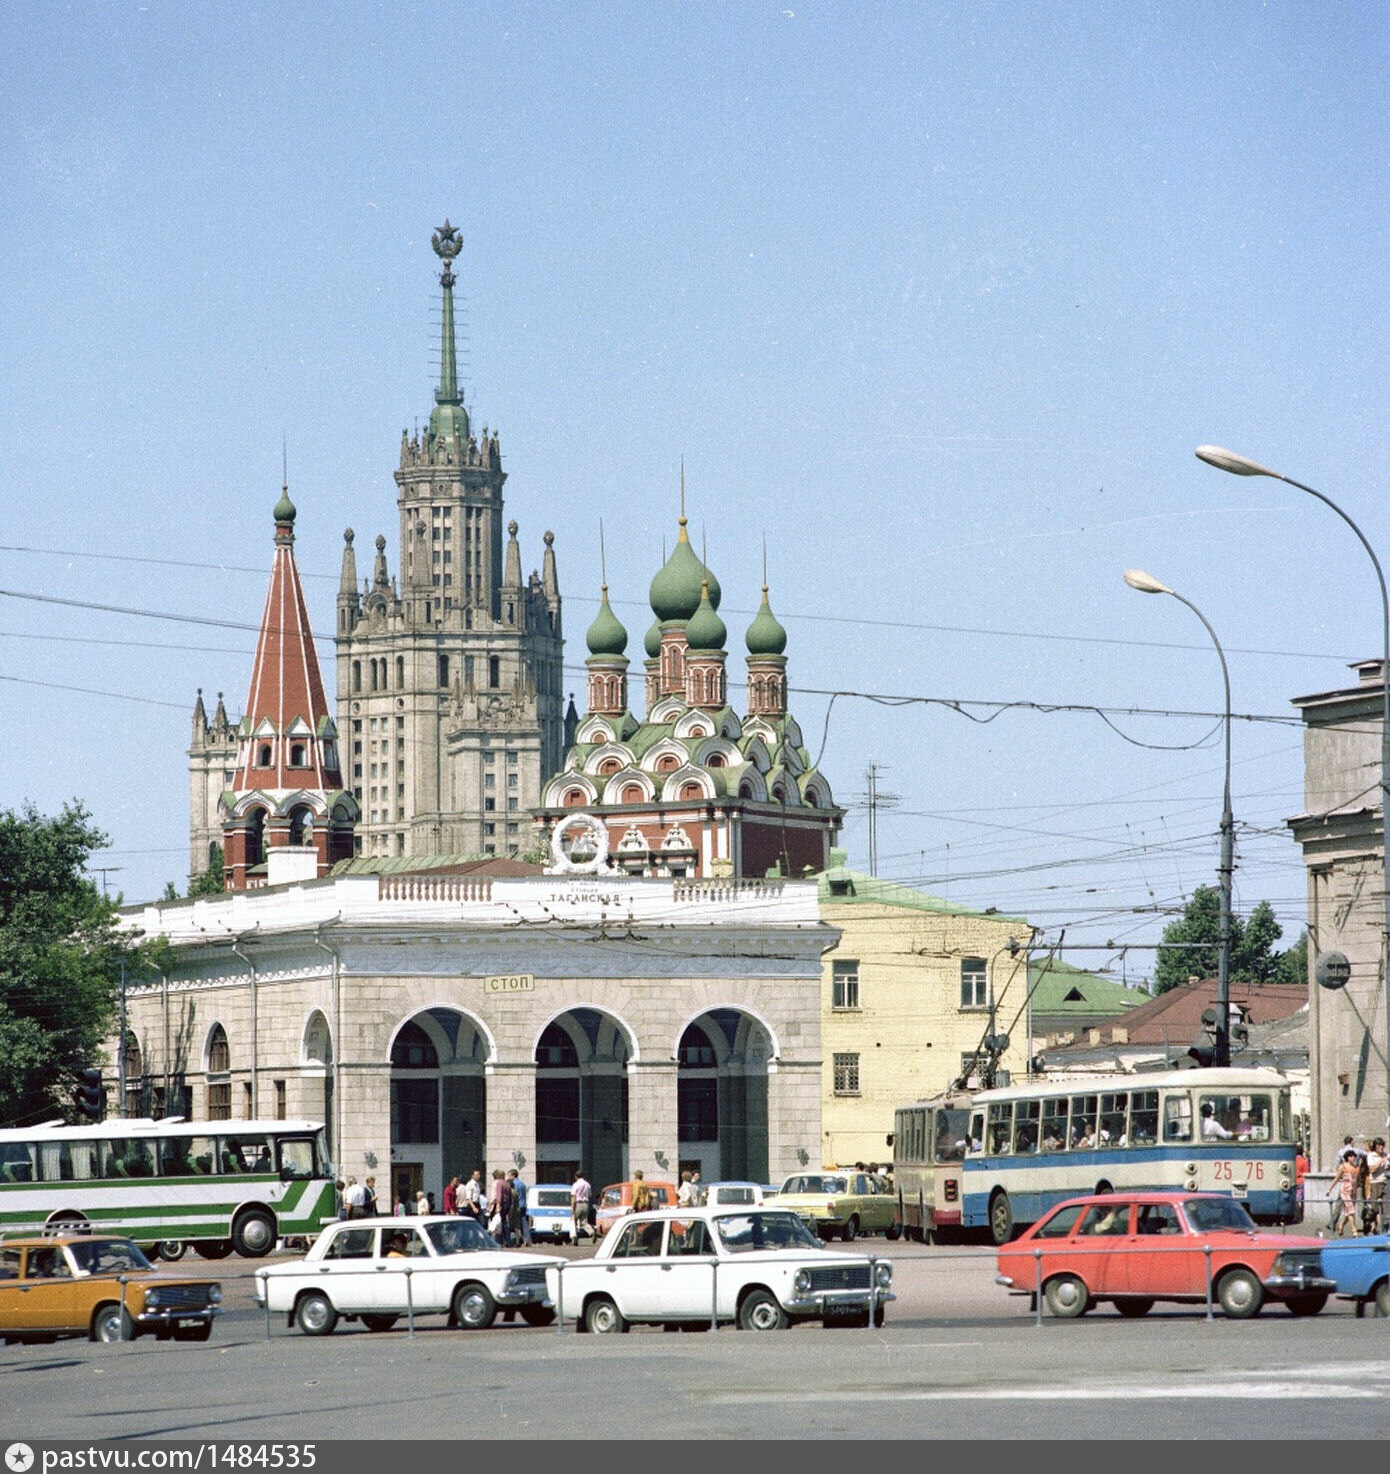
left=0, top=1118, right=337, bottom=1259
left=890, top=1091, right=973, bottom=1242
left=960, top=1067, right=1300, bottom=1243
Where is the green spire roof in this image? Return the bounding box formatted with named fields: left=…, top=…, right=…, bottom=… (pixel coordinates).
left=649, top=516, right=721, bottom=622
left=274, top=487, right=296, bottom=525
left=427, top=219, right=470, bottom=443
left=585, top=585, right=628, bottom=657
left=685, top=580, right=727, bottom=652
left=745, top=586, right=787, bottom=656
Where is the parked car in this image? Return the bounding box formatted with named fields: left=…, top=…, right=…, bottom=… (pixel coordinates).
left=775, top=1171, right=900, bottom=1242
left=255, top=1215, right=565, bottom=1334
left=695, top=1182, right=765, bottom=1209
left=548, top=1206, right=893, bottom=1332
left=0, top=1234, right=222, bottom=1344
left=1319, top=1233, right=1390, bottom=1317
left=593, top=1179, right=679, bottom=1238
left=528, top=1183, right=578, bottom=1243
left=995, top=1191, right=1334, bottom=1319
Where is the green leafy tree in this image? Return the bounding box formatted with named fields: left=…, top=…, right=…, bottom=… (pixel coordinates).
left=187, top=845, right=225, bottom=897
left=1153, top=885, right=1305, bottom=994
left=0, top=802, right=141, bottom=1126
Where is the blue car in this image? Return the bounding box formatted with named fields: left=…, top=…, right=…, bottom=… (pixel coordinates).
left=1319, top=1234, right=1390, bottom=1316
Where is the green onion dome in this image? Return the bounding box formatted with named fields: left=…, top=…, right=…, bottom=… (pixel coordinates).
left=585, top=585, right=628, bottom=657
left=644, top=619, right=663, bottom=659
left=745, top=586, right=787, bottom=656
left=649, top=517, right=721, bottom=621
left=685, top=581, right=727, bottom=652
left=274, top=488, right=297, bottom=524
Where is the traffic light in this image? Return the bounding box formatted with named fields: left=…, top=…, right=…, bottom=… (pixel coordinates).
left=74, top=1069, right=104, bottom=1121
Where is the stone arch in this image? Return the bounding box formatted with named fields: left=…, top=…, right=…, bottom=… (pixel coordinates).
left=673, top=1006, right=776, bottom=1184
left=533, top=1006, right=636, bottom=1187
left=387, top=1006, right=494, bottom=1213
left=299, top=1010, right=334, bottom=1151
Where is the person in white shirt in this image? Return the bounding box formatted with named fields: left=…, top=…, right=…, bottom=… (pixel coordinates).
left=1200, top=1104, right=1233, bottom=1140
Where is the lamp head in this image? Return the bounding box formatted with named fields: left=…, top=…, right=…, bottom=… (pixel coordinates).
left=1124, top=568, right=1172, bottom=596
left=1195, top=445, right=1278, bottom=478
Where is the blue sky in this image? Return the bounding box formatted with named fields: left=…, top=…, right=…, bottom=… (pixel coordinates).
left=2, top=1, right=1386, bottom=986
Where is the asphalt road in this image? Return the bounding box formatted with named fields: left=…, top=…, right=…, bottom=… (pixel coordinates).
left=4, top=1237, right=1389, bottom=1442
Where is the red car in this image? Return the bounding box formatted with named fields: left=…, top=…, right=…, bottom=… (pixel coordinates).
left=995, top=1191, right=1333, bottom=1319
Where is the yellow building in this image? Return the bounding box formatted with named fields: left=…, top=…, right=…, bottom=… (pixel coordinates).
left=817, top=853, right=1032, bottom=1169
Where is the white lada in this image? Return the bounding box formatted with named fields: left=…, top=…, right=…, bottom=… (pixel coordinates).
left=255, top=1215, right=564, bottom=1334
left=548, top=1206, right=893, bottom=1333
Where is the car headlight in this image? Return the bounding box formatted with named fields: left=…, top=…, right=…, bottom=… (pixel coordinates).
left=875, top=1263, right=893, bottom=1289
left=794, top=1270, right=812, bottom=1293
left=505, top=1271, right=520, bottom=1290
left=144, top=1289, right=164, bottom=1307
left=208, top=1285, right=223, bottom=1303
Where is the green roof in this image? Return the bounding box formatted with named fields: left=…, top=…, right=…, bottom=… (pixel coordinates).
left=1028, top=957, right=1149, bottom=1016
left=815, top=858, right=1028, bottom=922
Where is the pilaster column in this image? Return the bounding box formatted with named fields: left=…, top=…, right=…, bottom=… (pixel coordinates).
left=484, top=1060, right=538, bottom=1175
left=765, top=1059, right=822, bottom=1183
left=626, top=1060, right=679, bottom=1179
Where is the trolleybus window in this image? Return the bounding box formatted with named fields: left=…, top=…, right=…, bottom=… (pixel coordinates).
left=1040, top=1097, right=1068, bottom=1152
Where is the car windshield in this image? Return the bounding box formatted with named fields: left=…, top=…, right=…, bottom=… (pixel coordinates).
left=714, top=1212, right=822, bottom=1253
left=67, top=1239, right=153, bottom=1275
left=1182, top=1198, right=1257, bottom=1233
left=425, top=1218, right=497, bottom=1255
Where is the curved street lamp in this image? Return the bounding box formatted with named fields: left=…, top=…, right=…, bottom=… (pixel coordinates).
left=1124, top=569, right=1235, bottom=1066
left=1196, top=446, right=1390, bottom=1122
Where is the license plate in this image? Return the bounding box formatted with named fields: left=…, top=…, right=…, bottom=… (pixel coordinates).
left=1232, top=1184, right=1247, bottom=1198
left=174, top=1317, right=202, bottom=1327
left=823, top=1303, right=863, bottom=1319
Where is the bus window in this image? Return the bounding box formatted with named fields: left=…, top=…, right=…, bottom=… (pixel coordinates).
left=0, top=1143, right=35, bottom=1183
left=987, top=1103, right=1013, bottom=1154
left=185, top=1136, right=218, bottom=1175
left=1100, top=1092, right=1128, bottom=1147
left=278, top=1137, right=317, bottom=1180
left=1130, top=1090, right=1159, bottom=1145
left=220, top=1134, right=274, bottom=1174
left=159, top=1138, right=192, bottom=1176
left=1040, top=1098, right=1069, bottom=1152
left=100, top=1140, right=156, bottom=1178
left=1013, top=1100, right=1039, bottom=1155
left=40, top=1141, right=97, bottom=1181
left=1164, top=1094, right=1193, bottom=1142
left=1199, top=1093, right=1272, bottom=1141
left=968, top=1111, right=984, bottom=1153
left=933, top=1109, right=969, bottom=1162
left=1068, top=1095, right=1098, bottom=1148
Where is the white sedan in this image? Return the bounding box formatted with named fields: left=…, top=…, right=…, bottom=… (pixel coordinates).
left=548, top=1207, right=893, bottom=1334
left=255, top=1216, right=564, bottom=1334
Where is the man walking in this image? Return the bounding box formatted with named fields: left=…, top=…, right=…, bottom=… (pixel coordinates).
left=571, top=1169, right=592, bottom=1241
left=508, top=1168, right=530, bottom=1245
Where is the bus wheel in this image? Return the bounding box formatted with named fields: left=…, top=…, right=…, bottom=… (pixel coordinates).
left=156, top=1241, right=187, bottom=1262
left=193, top=1240, right=233, bottom=1260
left=231, top=1209, right=277, bottom=1258
left=1044, top=1274, right=1089, bottom=1319
left=989, top=1191, right=1014, bottom=1246
left=885, top=1221, right=902, bottom=1241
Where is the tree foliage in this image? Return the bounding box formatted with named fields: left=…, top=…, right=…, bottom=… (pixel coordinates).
left=1153, top=885, right=1307, bottom=994
left=0, top=802, right=142, bottom=1126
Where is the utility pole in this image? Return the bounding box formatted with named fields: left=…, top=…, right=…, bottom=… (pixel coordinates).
left=861, top=762, right=900, bottom=876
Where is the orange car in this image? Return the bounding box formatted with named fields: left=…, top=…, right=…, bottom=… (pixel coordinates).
left=592, top=1180, right=679, bottom=1239
left=0, top=1234, right=222, bottom=1344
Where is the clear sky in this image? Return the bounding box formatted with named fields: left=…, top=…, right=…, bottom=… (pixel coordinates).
left=2, top=1, right=1386, bottom=987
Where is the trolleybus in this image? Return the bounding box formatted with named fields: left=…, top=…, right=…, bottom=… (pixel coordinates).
left=890, top=1090, right=973, bottom=1242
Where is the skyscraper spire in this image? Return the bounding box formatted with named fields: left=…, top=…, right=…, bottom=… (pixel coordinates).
left=428, top=219, right=469, bottom=444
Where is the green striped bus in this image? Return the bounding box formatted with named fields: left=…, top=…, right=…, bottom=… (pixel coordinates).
left=0, top=1118, right=337, bottom=1259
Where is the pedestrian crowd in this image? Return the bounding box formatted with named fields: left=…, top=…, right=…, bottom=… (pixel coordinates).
left=1329, top=1134, right=1387, bottom=1238
left=334, top=1167, right=535, bottom=1245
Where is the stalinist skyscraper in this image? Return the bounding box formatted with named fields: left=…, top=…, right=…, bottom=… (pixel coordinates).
left=332, top=221, right=564, bottom=860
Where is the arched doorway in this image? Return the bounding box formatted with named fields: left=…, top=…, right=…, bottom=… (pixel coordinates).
left=677, top=1009, right=773, bottom=1184
left=534, top=1009, right=632, bottom=1189
left=301, top=1011, right=333, bottom=1155
left=388, top=1008, right=490, bottom=1213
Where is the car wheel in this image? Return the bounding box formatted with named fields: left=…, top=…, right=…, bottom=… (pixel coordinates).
left=231, top=1209, right=277, bottom=1258
left=91, top=1304, right=134, bottom=1343
left=1043, top=1274, right=1089, bottom=1319
left=295, top=1292, right=338, bottom=1336
left=584, top=1296, right=629, bottom=1335
left=738, top=1289, right=789, bottom=1332
left=989, top=1191, right=1014, bottom=1246
left=172, top=1322, right=213, bottom=1342
left=193, top=1240, right=233, bottom=1261
left=1376, top=1281, right=1390, bottom=1318
left=1114, top=1298, right=1154, bottom=1318
left=1285, top=1294, right=1327, bottom=1317
left=155, top=1241, right=187, bottom=1262
left=520, top=1305, right=556, bottom=1328
left=873, top=1302, right=887, bottom=1328
left=453, top=1283, right=497, bottom=1331
left=841, top=1216, right=859, bottom=1243
left=1216, top=1268, right=1264, bottom=1320
left=361, top=1315, right=399, bottom=1333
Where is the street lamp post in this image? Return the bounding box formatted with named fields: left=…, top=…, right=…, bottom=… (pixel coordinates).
left=1124, top=568, right=1234, bottom=1067
left=1196, top=446, right=1390, bottom=1119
